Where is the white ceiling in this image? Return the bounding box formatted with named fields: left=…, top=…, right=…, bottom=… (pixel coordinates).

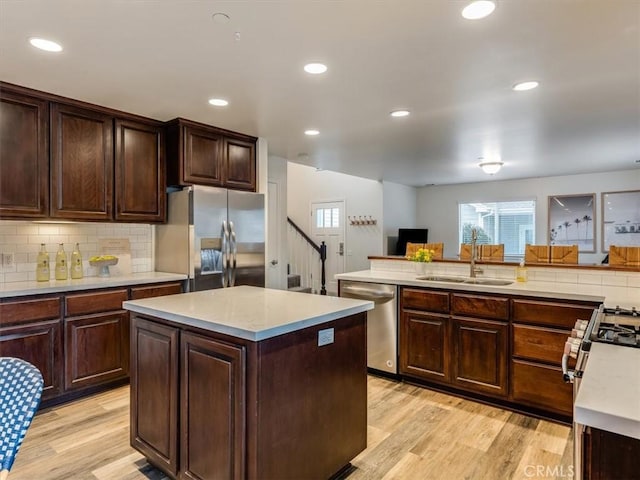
left=1, top=1, right=639, bottom=187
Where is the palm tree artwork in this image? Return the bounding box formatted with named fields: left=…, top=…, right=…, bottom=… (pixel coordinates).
left=563, top=221, right=572, bottom=241
left=582, top=215, right=592, bottom=240
left=574, top=218, right=582, bottom=239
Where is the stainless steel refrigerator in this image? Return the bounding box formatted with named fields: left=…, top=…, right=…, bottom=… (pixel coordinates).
left=155, top=185, right=265, bottom=291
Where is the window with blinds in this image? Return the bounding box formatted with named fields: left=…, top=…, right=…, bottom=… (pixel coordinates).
left=459, top=200, right=535, bottom=256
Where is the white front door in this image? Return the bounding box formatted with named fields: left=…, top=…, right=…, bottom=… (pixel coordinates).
left=311, top=200, right=345, bottom=295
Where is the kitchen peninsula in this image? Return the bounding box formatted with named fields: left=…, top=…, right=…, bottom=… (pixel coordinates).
left=123, top=286, right=373, bottom=480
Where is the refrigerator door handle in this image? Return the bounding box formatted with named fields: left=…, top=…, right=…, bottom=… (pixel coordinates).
left=221, top=220, right=229, bottom=288
left=229, top=221, right=237, bottom=287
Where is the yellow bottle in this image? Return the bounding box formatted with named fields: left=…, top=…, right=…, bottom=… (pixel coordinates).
left=516, top=261, right=528, bottom=282
left=70, top=243, right=83, bottom=279
left=36, top=243, right=50, bottom=282
left=55, top=243, right=68, bottom=281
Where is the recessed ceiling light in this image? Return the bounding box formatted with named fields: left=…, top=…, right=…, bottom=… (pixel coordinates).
left=29, top=37, right=63, bottom=52
left=390, top=110, right=410, bottom=118
left=462, top=1, right=496, bottom=20
left=304, top=129, right=320, bottom=136
left=513, top=81, right=539, bottom=91
left=304, top=63, right=328, bottom=74
left=479, top=161, right=504, bottom=175
left=208, top=98, right=229, bottom=107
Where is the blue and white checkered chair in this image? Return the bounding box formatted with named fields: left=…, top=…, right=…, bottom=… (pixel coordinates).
left=0, top=358, right=44, bottom=480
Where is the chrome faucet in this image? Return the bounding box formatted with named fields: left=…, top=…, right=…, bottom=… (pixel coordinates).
left=470, top=227, right=483, bottom=278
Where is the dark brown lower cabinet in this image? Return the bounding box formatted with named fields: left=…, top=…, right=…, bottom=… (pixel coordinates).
left=0, top=319, right=62, bottom=399
left=511, top=359, right=573, bottom=416
left=400, top=310, right=451, bottom=383
left=399, top=288, right=508, bottom=399
left=0, top=295, right=63, bottom=400
left=181, top=332, right=245, bottom=480
left=130, top=311, right=367, bottom=480
left=584, top=427, right=640, bottom=480
left=0, top=281, right=183, bottom=407
left=452, top=316, right=508, bottom=397
left=64, top=311, right=130, bottom=390
left=130, top=317, right=179, bottom=477
left=131, top=319, right=246, bottom=480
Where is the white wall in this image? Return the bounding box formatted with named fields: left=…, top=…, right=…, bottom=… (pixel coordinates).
left=382, top=181, right=418, bottom=254
left=416, top=169, right=640, bottom=264
left=287, top=163, right=383, bottom=272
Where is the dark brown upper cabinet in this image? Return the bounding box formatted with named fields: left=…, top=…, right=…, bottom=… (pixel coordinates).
left=0, top=86, right=49, bottom=218
left=50, top=102, right=114, bottom=221
left=115, top=119, right=165, bottom=222
left=224, top=136, right=256, bottom=191
left=166, top=118, right=257, bottom=191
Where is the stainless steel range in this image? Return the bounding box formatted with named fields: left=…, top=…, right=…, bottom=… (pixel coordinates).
left=591, top=305, right=639, bottom=347
left=562, top=304, right=640, bottom=479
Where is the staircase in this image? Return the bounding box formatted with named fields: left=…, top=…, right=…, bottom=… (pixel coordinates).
left=287, top=273, right=312, bottom=293
left=286, top=217, right=327, bottom=295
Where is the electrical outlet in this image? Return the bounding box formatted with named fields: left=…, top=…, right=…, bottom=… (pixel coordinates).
left=318, top=328, right=334, bottom=347
left=2, top=252, right=14, bottom=267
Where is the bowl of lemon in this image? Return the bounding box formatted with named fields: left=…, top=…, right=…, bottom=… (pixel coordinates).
left=89, top=255, right=119, bottom=277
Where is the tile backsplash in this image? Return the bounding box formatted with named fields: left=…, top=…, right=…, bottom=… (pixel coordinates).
left=0, top=220, right=153, bottom=283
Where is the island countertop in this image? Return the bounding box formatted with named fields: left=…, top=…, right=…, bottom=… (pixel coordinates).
left=123, top=285, right=374, bottom=341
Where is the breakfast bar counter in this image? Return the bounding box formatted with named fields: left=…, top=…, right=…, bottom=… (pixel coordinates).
left=123, top=286, right=373, bottom=480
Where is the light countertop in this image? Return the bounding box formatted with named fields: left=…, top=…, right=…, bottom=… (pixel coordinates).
left=0, top=272, right=187, bottom=298
left=335, top=270, right=640, bottom=309
left=574, top=343, right=640, bottom=440
left=123, top=285, right=374, bottom=341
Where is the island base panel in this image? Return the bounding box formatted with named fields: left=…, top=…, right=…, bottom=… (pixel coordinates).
left=254, top=312, right=367, bottom=480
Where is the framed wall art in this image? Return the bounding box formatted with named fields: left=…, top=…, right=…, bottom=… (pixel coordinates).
left=548, top=193, right=596, bottom=253
left=601, top=190, right=640, bottom=252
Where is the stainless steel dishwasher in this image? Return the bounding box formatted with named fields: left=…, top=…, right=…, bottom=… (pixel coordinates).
left=340, top=280, right=397, bottom=374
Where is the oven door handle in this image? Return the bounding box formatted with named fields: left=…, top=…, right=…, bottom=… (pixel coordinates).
left=562, top=343, right=574, bottom=383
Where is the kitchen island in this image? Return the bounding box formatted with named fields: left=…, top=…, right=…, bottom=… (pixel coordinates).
left=123, top=286, right=373, bottom=480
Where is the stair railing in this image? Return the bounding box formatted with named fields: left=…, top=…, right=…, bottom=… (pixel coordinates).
left=287, top=217, right=327, bottom=295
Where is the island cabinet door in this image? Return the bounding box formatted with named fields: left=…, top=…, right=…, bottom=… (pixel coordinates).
left=130, top=317, right=179, bottom=478
left=180, top=332, right=246, bottom=480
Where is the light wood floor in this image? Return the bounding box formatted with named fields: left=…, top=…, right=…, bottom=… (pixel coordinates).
left=10, top=376, right=573, bottom=480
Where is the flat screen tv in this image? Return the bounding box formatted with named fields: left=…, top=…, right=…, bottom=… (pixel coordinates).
left=396, top=228, right=429, bottom=255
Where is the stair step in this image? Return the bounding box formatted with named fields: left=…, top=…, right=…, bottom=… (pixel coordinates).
left=287, top=273, right=301, bottom=289
left=288, top=286, right=313, bottom=294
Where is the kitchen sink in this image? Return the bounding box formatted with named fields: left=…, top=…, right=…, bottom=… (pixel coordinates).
left=416, top=275, right=467, bottom=283
left=463, top=278, right=513, bottom=286
left=416, top=275, right=513, bottom=286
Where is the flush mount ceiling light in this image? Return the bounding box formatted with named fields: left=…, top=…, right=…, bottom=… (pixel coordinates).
left=479, top=161, right=504, bottom=175
left=304, top=129, right=320, bottom=136
left=513, top=81, right=539, bottom=91
left=390, top=110, right=410, bottom=118
left=208, top=98, right=229, bottom=107
left=304, top=63, right=328, bottom=74
left=211, top=12, right=230, bottom=24
left=29, top=37, right=63, bottom=52
left=462, top=1, right=496, bottom=20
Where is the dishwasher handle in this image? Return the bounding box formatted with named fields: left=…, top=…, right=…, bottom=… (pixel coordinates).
left=341, top=285, right=395, bottom=302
